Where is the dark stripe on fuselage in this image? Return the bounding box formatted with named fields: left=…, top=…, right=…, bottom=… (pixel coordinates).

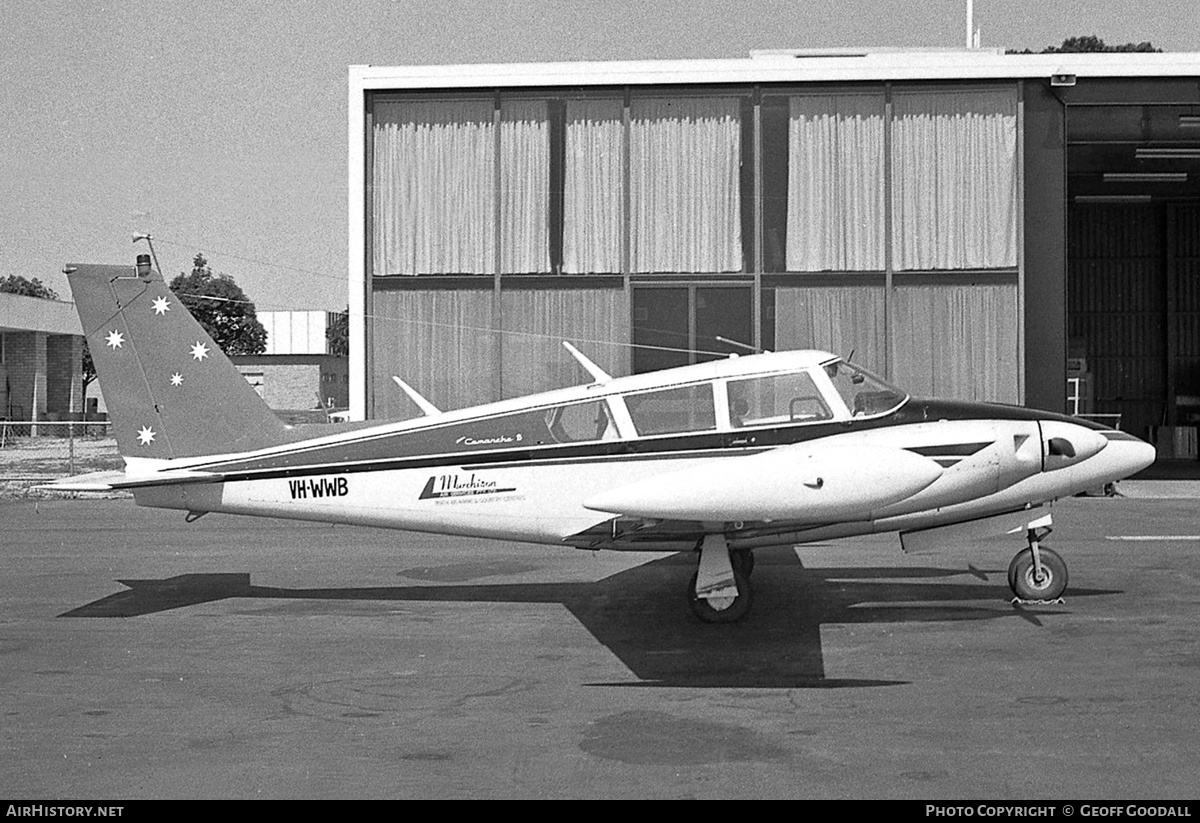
left=182, top=397, right=1091, bottom=486
left=906, top=441, right=992, bottom=457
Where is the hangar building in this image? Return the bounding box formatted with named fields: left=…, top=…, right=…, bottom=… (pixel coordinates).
left=0, top=292, right=83, bottom=432
left=347, top=49, right=1200, bottom=455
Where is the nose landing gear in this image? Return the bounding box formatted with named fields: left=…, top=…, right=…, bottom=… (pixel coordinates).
left=1008, top=514, right=1068, bottom=601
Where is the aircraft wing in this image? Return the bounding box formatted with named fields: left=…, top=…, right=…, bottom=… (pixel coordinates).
left=582, top=442, right=944, bottom=523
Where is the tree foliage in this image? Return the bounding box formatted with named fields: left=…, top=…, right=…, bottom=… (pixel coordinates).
left=326, top=307, right=349, bottom=356
left=0, top=275, right=59, bottom=300
left=168, top=254, right=267, bottom=355
left=1008, top=36, right=1161, bottom=55
left=82, top=340, right=96, bottom=399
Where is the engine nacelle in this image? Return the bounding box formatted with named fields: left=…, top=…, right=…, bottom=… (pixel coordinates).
left=582, top=443, right=943, bottom=522
left=1039, top=420, right=1108, bottom=471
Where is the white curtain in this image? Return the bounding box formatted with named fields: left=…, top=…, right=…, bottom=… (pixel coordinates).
left=501, top=101, right=551, bottom=273
left=500, top=288, right=630, bottom=398
left=772, top=286, right=887, bottom=373
left=787, top=94, right=885, bottom=272
left=891, top=284, right=1020, bottom=402
left=891, top=90, right=1019, bottom=270
left=563, top=99, right=624, bottom=274
left=372, top=100, right=495, bottom=275
left=629, top=97, right=742, bottom=273
left=371, top=289, right=498, bottom=415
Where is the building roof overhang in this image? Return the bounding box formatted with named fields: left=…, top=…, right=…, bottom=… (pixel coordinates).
left=350, top=50, right=1200, bottom=91
left=0, top=294, right=81, bottom=336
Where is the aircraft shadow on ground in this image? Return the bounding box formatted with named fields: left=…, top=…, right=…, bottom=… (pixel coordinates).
left=60, top=552, right=1119, bottom=689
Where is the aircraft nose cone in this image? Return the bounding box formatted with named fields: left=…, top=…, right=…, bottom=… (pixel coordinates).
left=1129, top=437, right=1157, bottom=475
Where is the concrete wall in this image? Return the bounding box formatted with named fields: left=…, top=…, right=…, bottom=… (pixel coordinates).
left=2, top=332, right=46, bottom=420
left=1, top=332, right=84, bottom=424
left=46, top=334, right=82, bottom=418
left=233, top=355, right=348, bottom=411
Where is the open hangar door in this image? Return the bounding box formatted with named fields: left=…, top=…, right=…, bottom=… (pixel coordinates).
left=1065, top=80, right=1200, bottom=467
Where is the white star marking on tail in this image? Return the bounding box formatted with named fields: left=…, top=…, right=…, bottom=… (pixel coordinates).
left=190, top=342, right=210, bottom=361
left=152, top=296, right=171, bottom=315
left=170, top=373, right=184, bottom=387
left=136, top=426, right=156, bottom=446
left=105, top=330, right=124, bottom=349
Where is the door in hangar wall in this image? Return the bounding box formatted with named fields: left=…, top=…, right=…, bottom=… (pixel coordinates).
left=631, top=286, right=753, bottom=374
left=1068, top=203, right=1200, bottom=445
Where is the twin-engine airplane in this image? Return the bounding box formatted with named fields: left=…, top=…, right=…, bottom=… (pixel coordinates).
left=50, top=257, right=1156, bottom=622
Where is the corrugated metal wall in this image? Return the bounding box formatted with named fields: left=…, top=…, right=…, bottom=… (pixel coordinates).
left=1068, top=204, right=1164, bottom=437
left=1172, top=204, right=1200, bottom=422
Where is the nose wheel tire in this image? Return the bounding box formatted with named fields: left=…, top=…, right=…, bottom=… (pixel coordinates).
left=688, top=568, right=752, bottom=623
left=1008, top=547, right=1068, bottom=601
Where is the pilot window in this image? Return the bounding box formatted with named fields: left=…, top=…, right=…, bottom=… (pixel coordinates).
left=625, top=384, right=717, bottom=436
left=726, top=371, right=832, bottom=428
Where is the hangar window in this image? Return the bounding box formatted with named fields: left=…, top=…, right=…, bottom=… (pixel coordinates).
left=759, top=86, right=1017, bottom=274
left=761, top=92, right=886, bottom=273
left=562, top=99, right=624, bottom=274
left=371, top=92, right=751, bottom=279
left=625, top=383, right=717, bottom=436
left=891, top=88, right=1018, bottom=270
left=372, top=98, right=552, bottom=276
left=628, top=97, right=746, bottom=273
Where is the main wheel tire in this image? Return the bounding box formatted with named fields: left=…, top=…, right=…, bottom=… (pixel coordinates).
left=687, top=568, right=752, bottom=623
left=731, top=550, right=755, bottom=578
left=1008, top=547, right=1068, bottom=600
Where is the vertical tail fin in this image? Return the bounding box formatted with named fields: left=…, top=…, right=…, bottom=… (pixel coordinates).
left=67, top=262, right=293, bottom=459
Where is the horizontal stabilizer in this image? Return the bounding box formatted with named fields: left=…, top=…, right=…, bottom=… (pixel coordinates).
left=38, top=467, right=227, bottom=492
left=36, top=470, right=128, bottom=492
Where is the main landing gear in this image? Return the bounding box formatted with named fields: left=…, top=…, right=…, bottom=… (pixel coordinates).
left=1007, top=513, right=1068, bottom=601
left=688, top=531, right=754, bottom=623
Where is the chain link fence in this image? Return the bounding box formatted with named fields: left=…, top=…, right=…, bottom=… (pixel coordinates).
left=0, top=421, right=123, bottom=497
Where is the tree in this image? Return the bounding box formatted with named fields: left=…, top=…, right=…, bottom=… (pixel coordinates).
left=82, top=340, right=96, bottom=401
left=326, top=307, right=349, bottom=356
left=168, top=254, right=267, bottom=355
left=0, top=275, right=59, bottom=300
left=1008, top=36, right=1161, bottom=55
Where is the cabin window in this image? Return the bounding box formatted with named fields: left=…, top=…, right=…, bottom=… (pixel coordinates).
left=625, top=383, right=716, bottom=436
left=726, top=371, right=832, bottom=428
left=544, top=399, right=618, bottom=443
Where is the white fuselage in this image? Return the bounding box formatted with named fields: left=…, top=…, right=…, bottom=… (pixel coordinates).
left=133, top=416, right=1154, bottom=552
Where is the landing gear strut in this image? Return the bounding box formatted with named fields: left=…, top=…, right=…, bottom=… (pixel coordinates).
left=1007, top=514, right=1068, bottom=601
left=687, top=532, right=753, bottom=623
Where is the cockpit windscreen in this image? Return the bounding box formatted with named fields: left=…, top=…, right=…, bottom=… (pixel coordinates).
left=821, top=359, right=908, bottom=417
